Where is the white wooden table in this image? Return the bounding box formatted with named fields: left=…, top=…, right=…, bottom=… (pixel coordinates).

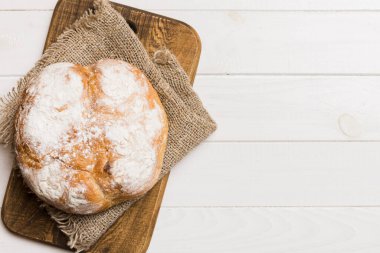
left=2, top=0, right=380, bottom=252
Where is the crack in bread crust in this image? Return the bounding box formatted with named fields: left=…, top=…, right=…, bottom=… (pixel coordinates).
left=15, top=59, right=168, bottom=214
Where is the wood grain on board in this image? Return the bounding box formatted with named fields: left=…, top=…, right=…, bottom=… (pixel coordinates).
left=1, top=0, right=201, bottom=252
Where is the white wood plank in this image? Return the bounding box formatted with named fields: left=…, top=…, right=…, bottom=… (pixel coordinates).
left=114, top=0, right=380, bottom=11
left=0, top=79, right=17, bottom=205
left=3, top=0, right=380, bottom=11
left=194, top=75, right=380, bottom=141
left=0, top=77, right=18, bottom=96
left=3, top=11, right=380, bottom=75
left=0, top=78, right=41, bottom=252
left=4, top=74, right=380, bottom=142
left=162, top=10, right=380, bottom=74
left=162, top=142, right=380, bottom=206
left=149, top=207, right=380, bottom=253
left=0, top=11, right=50, bottom=76
left=2, top=72, right=380, bottom=207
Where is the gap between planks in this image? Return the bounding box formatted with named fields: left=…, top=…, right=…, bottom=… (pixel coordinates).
left=6, top=11, right=380, bottom=75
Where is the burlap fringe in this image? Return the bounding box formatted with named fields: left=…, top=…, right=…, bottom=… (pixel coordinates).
left=45, top=206, right=87, bottom=252
left=41, top=3, right=109, bottom=253
left=0, top=1, right=108, bottom=252
left=0, top=0, right=111, bottom=146
left=1, top=0, right=216, bottom=251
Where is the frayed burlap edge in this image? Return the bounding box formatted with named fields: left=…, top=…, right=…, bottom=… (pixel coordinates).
left=0, top=1, right=107, bottom=146
left=0, top=2, right=118, bottom=251
left=1, top=0, right=216, bottom=252
left=0, top=1, right=115, bottom=251
left=45, top=206, right=84, bottom=251
left=46, top=49, right=181, bottom=252
left=0, top=2, right=108, bottom=251
left=45, top=48, right=216, bottom=253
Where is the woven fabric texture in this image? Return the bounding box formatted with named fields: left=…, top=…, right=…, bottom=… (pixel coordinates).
left=0, top=0, right=216, bottom=251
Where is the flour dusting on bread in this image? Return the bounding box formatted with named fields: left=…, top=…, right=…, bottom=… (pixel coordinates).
left=15, top=59, right=168, bottom=214
left=24, top=63, right=84, bottom=154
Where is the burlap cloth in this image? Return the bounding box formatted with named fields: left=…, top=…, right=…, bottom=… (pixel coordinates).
left=0, top=0, right=216, bottom=251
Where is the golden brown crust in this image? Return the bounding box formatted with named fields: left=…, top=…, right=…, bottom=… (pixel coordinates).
left=15, top=60, right=168, bottom=214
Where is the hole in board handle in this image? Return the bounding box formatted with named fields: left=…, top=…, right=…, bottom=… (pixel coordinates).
left=127, top=20, right=138, bottom=33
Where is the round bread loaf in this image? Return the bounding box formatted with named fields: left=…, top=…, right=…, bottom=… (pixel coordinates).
left=15, top=59, right=168, bottom=214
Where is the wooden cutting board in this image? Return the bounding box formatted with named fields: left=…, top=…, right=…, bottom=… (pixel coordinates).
left=1, top=0, right=201, bottom=252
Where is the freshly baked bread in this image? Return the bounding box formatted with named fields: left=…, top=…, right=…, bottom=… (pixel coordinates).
left=15, top=59, right=168, bottom=214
